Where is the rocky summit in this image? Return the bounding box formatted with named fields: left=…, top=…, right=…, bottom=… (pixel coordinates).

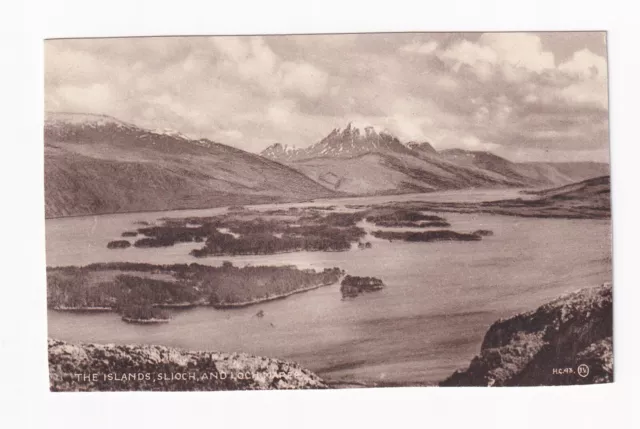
left=261, top=122, right=412, bottom=162
left=440, top=283, right=613, bottom=386
left=48, top=339, right=327, bottom=391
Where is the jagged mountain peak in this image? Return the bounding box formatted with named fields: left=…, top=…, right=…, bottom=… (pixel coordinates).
left=261, top=142, right=300, bottom=159
left=334, top=121, right=391, bottom=137
left=406, top=141, right=437, bottom=154
left=261, top=122, right=409, bottom=162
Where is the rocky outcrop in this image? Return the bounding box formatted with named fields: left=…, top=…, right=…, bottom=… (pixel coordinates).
left=48, top=339, right=327, bottom=391
left=440, top=283, right=613, bottom=386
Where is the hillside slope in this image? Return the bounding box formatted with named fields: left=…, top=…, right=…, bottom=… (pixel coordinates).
left=440, top=282, right=612, bottom=386
left=478, top=175, right=611, bottom=218
left=382, top=175, right=611, bottom=219
left=49, top=339, right=327, bottom=391
left=44, top=113, right=337, bottom=218
left=440, top=149, right=609, bottom=187
left=290, top=152, right=524, bottom=195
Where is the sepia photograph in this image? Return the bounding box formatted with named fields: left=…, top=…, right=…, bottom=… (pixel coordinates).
left=44, top=32, right=612, bottom=391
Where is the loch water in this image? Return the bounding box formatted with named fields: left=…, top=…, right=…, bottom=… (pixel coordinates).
left=47, top=189, right=612, bottom=385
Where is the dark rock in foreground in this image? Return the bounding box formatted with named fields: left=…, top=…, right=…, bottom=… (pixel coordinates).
left=341, top=275, right=385, bottom=298
left=48, top=339, right=327, bottom=391
left=440, top=283, right=612, bottom=386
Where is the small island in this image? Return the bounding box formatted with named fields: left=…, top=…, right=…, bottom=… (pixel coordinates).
left=340, top=275, right=385, bottom=298
left=366, top=209, right=447, bottom=228
left=372, top=230, right=482, bottom=242
left=48, top=262, right=344, bottom=323
left=106, top=240, right=131, bottom=249
left=112, top=208, right=368, bottom=256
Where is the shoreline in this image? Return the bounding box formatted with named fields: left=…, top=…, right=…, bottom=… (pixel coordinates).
left=121, top=317, right=171, bottom=324
left=211, top=279, right=340, bottom=309
left=44, top=186, right=529, bottom=221
left=193, top=247, right=351, bottom=258
left=43, top=194, right=350, bottom=221
left=51, top=306, right=113, bottom=312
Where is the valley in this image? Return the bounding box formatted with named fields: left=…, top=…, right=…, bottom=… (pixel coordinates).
left=44, top=112, right=612, bottom=388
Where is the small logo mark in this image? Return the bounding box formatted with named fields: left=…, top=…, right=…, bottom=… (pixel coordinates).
left=577, top=364, right=590, bottom=378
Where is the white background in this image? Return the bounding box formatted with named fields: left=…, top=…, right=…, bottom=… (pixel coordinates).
left=0, top=0, right=638, bottom=428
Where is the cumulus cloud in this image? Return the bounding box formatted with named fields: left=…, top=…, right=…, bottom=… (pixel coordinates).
left=559, top=48, right=608, bottom=79
left=436, top=33, right=556, bottom=81
left=479, top=33, right=555, bottom=72
left=45, top=32, right=609, bottom=161
left=211, top=36, right=329, bottom=100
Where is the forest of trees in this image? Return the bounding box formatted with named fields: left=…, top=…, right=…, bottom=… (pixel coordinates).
left=340, top=275, right=385, bottom=298
left=114, top=209, right=369, bottom=255
left=206, top=264, right=343, bottom=305
left=190, top=225, right=364, bottom=257
left=365, top=209, right=447, bottom=227
left=47, top=263, right=343, bottom=315
left=133, top=225, right=210, bottom=247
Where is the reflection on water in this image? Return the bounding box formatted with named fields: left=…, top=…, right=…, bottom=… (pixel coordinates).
left=46, top=189, right=612, bottom=385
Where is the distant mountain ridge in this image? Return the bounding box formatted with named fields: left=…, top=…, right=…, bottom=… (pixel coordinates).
left=44, top=112, right=337, bottom=218
left=261, top=123, right=609, bottom=195
left=45, top=113, right=610, bottom=217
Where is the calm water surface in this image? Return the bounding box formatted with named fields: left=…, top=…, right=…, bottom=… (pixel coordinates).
left=46, top=189, right=612, bottom=385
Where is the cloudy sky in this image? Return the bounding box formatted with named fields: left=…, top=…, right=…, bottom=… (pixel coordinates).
left=45, top=32, right=609, bottom=162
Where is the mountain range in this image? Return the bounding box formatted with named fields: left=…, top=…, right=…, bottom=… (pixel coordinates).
left=44, top=114, right=609, bottom=217
left=261, top=123, right=609, bottom=195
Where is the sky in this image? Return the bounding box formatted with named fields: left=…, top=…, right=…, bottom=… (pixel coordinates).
left=45, top=32, right=609, bottom=162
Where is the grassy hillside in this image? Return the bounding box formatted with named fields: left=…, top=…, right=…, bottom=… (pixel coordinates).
left=44, top=113, right=337, bottom=218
